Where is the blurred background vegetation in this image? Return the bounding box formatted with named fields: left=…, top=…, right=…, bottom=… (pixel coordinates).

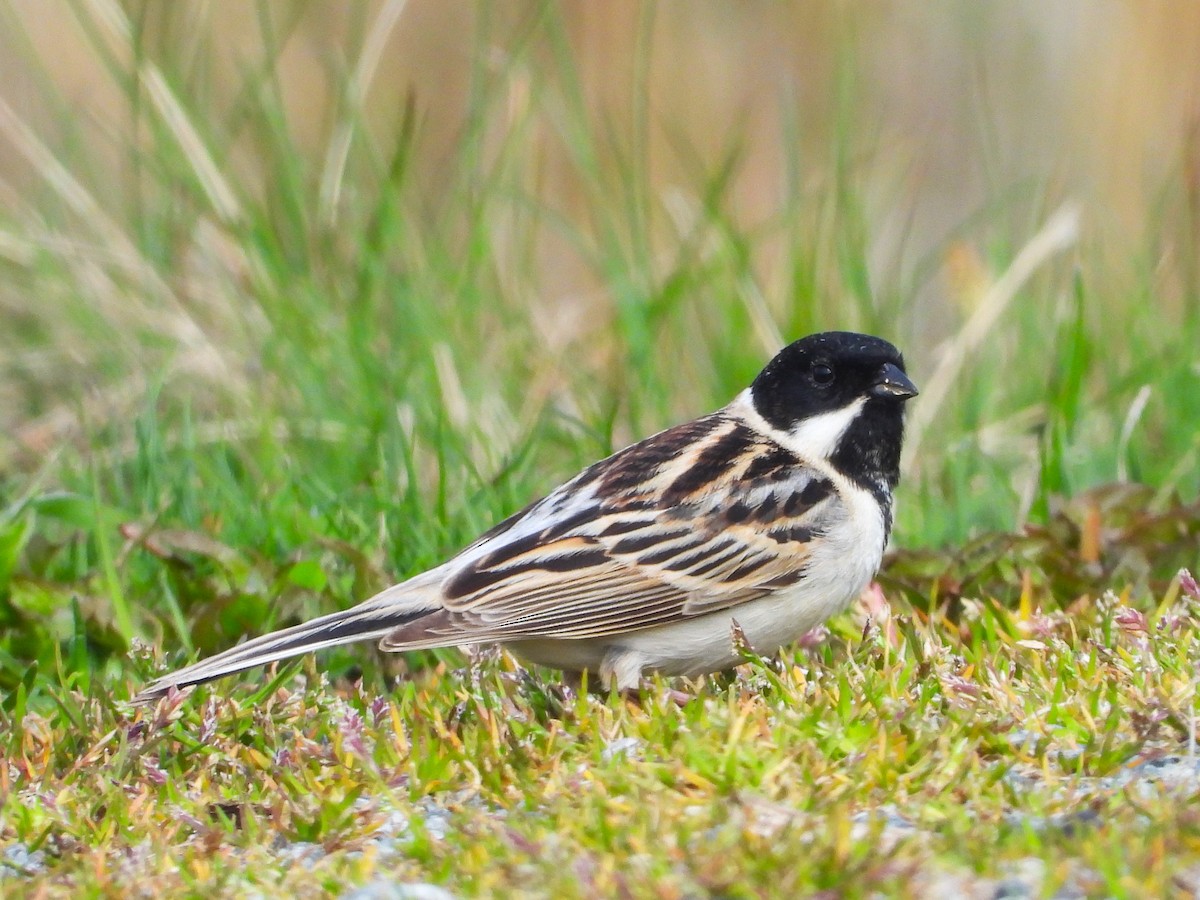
left=0, top=1, right=1198, bottom=691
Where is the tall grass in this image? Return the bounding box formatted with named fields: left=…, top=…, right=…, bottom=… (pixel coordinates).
left=0, top=2, right=1196, bottom=688
left=3, top=6, right=1200, bottom=895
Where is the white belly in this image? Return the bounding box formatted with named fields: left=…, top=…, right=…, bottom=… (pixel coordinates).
left=507, top=475, right=887, bottom=689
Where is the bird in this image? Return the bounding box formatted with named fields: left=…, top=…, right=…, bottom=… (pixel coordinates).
left=134, top=331, right=917, bottom=703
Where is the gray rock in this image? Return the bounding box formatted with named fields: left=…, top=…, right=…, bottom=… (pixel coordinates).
left=341, top=882, right=457, bottom=900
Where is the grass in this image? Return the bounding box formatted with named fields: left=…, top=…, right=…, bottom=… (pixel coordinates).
left=2, top=2, right=1200, bottom=896
left=7, top=562, right=1200, bottom=896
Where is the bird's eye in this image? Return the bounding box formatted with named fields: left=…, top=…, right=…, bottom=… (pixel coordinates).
left=812, top=364, right=835, bottom=385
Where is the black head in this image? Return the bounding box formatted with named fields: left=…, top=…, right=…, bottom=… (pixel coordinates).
left=749, top=331, right=917, bottom=490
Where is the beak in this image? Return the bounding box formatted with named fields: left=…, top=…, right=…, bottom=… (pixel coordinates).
left=872, top=362, right=918, bottom=399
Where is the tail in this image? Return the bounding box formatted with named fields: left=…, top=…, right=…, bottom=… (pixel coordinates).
left=133, top=593, right=433, bottom=705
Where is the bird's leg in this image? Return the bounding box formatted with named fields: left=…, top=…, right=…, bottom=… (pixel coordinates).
left=599, top=646, right=645, bottom=694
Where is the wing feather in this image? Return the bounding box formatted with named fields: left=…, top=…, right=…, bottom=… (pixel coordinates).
left=383, top=412, right=844, bottom=647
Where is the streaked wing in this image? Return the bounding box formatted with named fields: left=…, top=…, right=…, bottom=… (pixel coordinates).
left=383, top=412, right=843, bottom=646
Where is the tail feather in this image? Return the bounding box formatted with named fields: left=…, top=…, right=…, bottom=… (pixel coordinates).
left=133, top=601, right=428, bottom=704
